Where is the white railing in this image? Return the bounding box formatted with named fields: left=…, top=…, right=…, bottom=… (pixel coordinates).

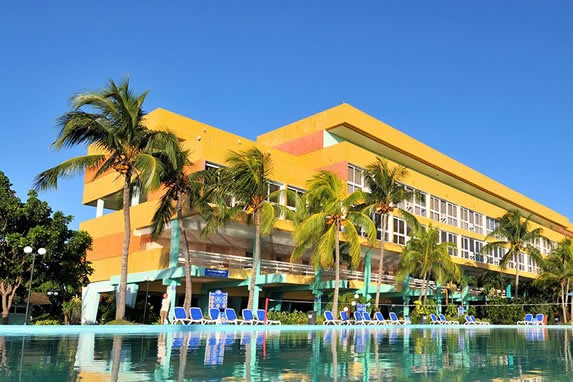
left=180, top=249, right=440, bottom=289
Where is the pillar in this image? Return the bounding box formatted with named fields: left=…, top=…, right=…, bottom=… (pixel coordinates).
left=96, top=199, right=105, bottom=218
left=403, top=295, right=410, bottom=317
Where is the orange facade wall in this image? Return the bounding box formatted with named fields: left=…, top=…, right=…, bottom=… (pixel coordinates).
left=273, top=130, right=324, bottom=156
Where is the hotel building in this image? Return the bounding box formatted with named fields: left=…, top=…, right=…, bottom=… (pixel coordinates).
left=80, top=104, right=573, bottom=323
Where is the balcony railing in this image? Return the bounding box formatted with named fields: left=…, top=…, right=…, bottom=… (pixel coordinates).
left=180, top=250, right=439, bottom=290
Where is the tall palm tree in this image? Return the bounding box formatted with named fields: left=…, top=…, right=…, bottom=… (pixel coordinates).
left=34, top=79, right=177, bottom=320
left=398, top=225, right=461, bottom=304
left=291, top=171, right=376, bottom=317
left=201, top=147, right=279, bottom=310
left=481, top=209, right=543, bottom=298
left=151, top=137, right=203, bottom=312
left=362, top=157, right=420, bottom=308
left=536, top=239, right=573, bottom=322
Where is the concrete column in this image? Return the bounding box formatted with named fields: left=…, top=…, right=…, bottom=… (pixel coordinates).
left=96, top=199, right=104, bottom=218
left=403, top=295, right=411, bottom=317
left=131, top=185, right=140, bottom=206
left=363, top=249, right=371, bottom=300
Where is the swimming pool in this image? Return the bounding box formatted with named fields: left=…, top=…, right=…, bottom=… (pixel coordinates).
left=0, top=325, right=572, bottom=381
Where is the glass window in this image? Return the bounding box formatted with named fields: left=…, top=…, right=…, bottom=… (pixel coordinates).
left=396, top=185, right=427, bottom=217
left=440, top=230, right=459, bottom=257
left=461, top=236, right=485, bottom=262
left=392, top=217, right=411, bottom=245
left=431, top=196, right=458, bottom=227
left=486, top=217, right=498, bottom=234
left=460, top=208, right=484, bottom=234
left=347, top=164, right=364, bottom=193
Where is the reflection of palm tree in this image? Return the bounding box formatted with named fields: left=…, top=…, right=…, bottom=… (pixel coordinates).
left=330, top=330, right=338, bottom=382
left=177, top=333, right=189, bottom=382
left=111, top=336, right=123, bottom=382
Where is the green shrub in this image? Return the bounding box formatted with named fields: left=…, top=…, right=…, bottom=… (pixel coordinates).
left=409, top=300, right=437, bottom=324
left=34, top=319, right=60, bottom=325
left=105, top=319, right=136, bottom=325
left=484, top=297, right=525, bottom=324
left=267, top=310, right=310, bottom=325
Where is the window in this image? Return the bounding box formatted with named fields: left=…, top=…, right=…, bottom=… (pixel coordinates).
left=487, top=247, right=504, bottom=265
left=392, top=217, right=411, bottom=245
left=396, top=186, right=427, bottom=217
left=460, top=208, right=483, bottom=234
left=347, top=164, right=365, bottom=193
left=264, top=181, right=282, bottom=203
left=534, top=237, right=553, bottom=255
left=461, top=236, right=485, bottom=262
left=286, top=186, right=305, bottom=210
left=440, top=231, right=459, bottom=256
left=431, top=197, right=458, bottom=227
left=485, top=217, right=498, bottom=234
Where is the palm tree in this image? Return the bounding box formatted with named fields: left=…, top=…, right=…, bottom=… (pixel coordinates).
left=151, top=137, right=203, bottom=312
left=201, top=147, right=279, bottom=310
left=291, top=170, right=376, bottom=317
left=398, top=225, right=461, bottom=304
left=34, top=79, right=177, bottom=320
left=481, top=209, right=543, bottom=298
left=536, top=239, right=573, bottom=322
left=362, top=157, right=420, bottom=308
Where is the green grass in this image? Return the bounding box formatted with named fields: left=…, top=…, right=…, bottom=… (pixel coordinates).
left=104, top=319, right=137, bottom=325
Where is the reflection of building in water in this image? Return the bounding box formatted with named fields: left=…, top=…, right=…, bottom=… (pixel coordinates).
left=204, top=332, right=225, bottom=366
left=157, top=332, right=166, bottom=365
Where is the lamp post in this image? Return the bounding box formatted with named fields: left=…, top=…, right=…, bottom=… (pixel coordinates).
left=23, top=246, right=46, bottom=325
left=47, top=290, right=59, bottom=316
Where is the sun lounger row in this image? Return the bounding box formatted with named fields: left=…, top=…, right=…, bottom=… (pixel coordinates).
left=517, top=313, right=545, bottom=325
left=173, top=307, right=281, bottom=325
left=323, top=310, right=410, bottom=325
left=463, top=315, right=490, bottom=325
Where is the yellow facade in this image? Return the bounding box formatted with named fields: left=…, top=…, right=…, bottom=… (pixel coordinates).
left=80, top=104, right=573, bottom=312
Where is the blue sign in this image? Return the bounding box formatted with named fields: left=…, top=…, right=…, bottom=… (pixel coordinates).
left=357, top=304, right=366, bottom=313
left=209, top=290, right=228, bottom=310
left=205, top=268, right=229, bottom=278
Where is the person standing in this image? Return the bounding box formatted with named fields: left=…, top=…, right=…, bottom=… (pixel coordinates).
left=160, top=293, right=171, bottom=324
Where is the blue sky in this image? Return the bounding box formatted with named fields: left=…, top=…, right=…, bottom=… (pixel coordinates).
left=1, top=1, right=571, bottom=229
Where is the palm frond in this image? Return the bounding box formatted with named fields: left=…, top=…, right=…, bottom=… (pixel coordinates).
left=33, top=154, right=106, bottom=190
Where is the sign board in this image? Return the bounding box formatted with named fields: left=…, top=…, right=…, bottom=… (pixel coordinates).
left=205, top=268, right=229, bottom=278
left=209, top=290, right=228, bottom=310
left=356, top=304, right=366, bottom=313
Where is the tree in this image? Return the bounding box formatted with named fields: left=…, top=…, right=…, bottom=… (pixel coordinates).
left=34, top=79, right=176, bottom=320
left=151, top=137, right=203, bottom=312
left=481, top=209, right=543, bottom=298
left=362, top=157, right=420, bottom=309
left=536, top=239, right=573, bottom=323
left=0, top=171, right=92, bottom=324
left=398, top=224, right=461, bottom=304
left=291, top=170, right=376, bottom=317
left=201, top=147, right=279, bottom=310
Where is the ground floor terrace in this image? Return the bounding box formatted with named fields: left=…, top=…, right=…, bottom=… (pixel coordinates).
left=81, top=218, right=505, bottom=325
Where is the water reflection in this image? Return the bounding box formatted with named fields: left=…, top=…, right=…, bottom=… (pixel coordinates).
left=0, top=326, right=572, bottom=381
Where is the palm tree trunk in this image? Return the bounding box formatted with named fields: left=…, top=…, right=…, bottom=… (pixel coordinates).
left=514, top=255, right=520, bottom=298
left=375, top=214, right=388, bottom=310
left=178, top=195, right=192, bottom=312
left=567, top=278, right=571, bottom=324
left=561, top=281, right=567, bottom=323
left=116, top=174, right=132, bottom=320
left=333, top=221, right=341, bottom=318
left=247, top=212, right=261, bottom=310
left=418, top=270, right=427, bottom=302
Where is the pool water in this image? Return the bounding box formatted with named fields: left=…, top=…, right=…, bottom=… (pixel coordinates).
left=1, top=326, right=572, bottom=381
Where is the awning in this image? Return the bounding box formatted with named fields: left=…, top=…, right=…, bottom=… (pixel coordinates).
left=29, top=292, right=51, bottom=305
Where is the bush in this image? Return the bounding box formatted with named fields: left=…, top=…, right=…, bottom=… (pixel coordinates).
left=62, top=296, right=82, bottom=324
left=105, top=319, right=136, bottom=325
left=409, top=300, right=437, bottom=324
left=34, top=319, right=59, bottom=325
left=483, top=297, right=525, bottom=324
left=267, top=310, right=309, bottom=325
